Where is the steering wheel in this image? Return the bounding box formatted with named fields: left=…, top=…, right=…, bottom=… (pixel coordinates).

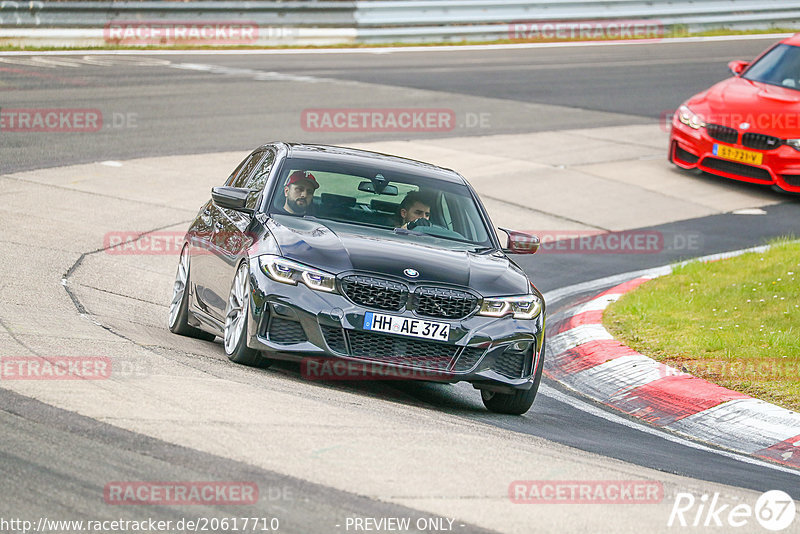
left=407, top=218, right=432, bottom=230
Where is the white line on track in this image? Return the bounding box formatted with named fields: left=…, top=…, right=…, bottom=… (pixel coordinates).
left=539, top=383, right=800, bottom=477
left=0, top=33, right=792, bottom=57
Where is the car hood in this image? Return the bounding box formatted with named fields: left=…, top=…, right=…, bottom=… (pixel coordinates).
left=266, top=215, right=530, bottom=296
left=687, top=77, right=800, bottom=137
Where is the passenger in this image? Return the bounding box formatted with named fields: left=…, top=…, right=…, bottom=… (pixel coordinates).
left=282, top=171, right=319, bottom=215
left=397, top=190, right=432, bottom=229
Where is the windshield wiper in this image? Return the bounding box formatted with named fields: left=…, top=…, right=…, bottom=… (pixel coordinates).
left=393, top=227, right=423, bottom=236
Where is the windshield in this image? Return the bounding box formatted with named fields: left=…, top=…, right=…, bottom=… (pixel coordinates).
left=268, top=156, right=494, bottom=248
left=743, top=43, right=800, bottom=91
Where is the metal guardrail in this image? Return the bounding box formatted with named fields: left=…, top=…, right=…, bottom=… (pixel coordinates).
left=353, top=0, right=800, bottom=43
left=0, top=1, right=355, bottom=28
left=0, top=0, right=798, bottom=46
left=355, top=0, right=800, bottom=26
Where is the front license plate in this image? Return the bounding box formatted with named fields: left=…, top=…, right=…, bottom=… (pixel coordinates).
left=363, top=312, right=450, bottom=341
left=713, top=144, right=763, bottom=165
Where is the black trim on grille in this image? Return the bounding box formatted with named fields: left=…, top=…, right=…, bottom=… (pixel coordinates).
left=345, top=330, right=455, bottom=370
left=340, top=275, right=407, bottom=311
left=493, top=351, right=527, bottom=379
left=320, top=327, right=487, bottom=372
left=702, top=157, right=772, bottom=181
left=706, top=124, right=738, bottom=144
left=781, top=175, right=800, bottom=187
left=320, top=325, right=347, bottom=354
left=453, top=347, right=485, bottom=372
left=267, top=318, right=307, bottom=344
left=674, top=145, right=699, bottom=164
left=414, top=286, right=478, bottom=319
left=742, top=132, right=782, bottom=151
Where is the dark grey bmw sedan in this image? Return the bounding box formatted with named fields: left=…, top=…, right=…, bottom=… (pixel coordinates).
left=169, top=142, right=545, bottom=414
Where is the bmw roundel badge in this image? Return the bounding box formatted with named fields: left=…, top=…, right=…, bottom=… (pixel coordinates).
left=403, top=268, right=419, bottom=278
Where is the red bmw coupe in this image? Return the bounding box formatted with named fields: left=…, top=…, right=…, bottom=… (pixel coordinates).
left=669, top=34, right=800, bottom=193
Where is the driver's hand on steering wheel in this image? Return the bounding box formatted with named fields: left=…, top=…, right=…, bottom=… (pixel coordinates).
left=407, top=217, right=432, bottom=230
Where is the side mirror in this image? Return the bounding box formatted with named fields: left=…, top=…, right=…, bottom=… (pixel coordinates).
left=211, top=186, right=253, bottom=214
left=498, top=227, right=539, bottom=254
left=728, top=60, right=749, bottom=76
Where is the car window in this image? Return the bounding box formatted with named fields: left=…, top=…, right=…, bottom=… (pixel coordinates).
left=248, top=150, right=274, bottom=191
left=439, top=193, right=454, bottom=231
left=743, top=44, right=800, bottom=90
left=224, top=156, right=249, bottom=186
left=269, top=156, right=494, bottom=248
left=227, top=150, right=263, bottom=189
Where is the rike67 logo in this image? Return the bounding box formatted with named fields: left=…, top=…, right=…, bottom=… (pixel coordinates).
left=669, top=490, right=796, bottom=531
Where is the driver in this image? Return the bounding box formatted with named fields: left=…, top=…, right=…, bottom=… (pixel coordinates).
left=282, top=171, right=319, bottom=215
left=398, top=191, right=432, bottom=229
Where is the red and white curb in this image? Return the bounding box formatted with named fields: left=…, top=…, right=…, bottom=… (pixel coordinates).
left=546, top=274, right=800, bottom=470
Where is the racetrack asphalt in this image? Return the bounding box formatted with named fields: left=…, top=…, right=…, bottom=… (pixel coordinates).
left=1, top=37, right=799, bottom=532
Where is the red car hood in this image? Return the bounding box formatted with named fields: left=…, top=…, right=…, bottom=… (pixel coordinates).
left=687, top=77, right=800, bottom=138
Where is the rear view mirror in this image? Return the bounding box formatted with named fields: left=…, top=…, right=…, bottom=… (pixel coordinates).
left=728, top=60, right=749, bottom=76
left=498, top=227, right=540, bottom=254
left=211, top=186, right=253, bottom=214
left=358, top=181, right=398, bottom=196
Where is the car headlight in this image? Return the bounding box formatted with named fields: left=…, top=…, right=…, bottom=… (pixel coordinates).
left=785, top=139, right=800, bottom=151
left=479, top=294, right=542, bottom=320
left=258, top=255, right=337, bottom=293
left=677, top=105, right=706, bottom=130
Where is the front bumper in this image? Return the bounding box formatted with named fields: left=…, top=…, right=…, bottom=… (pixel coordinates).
left=669, top=118, right=800, bottom=193
left=244, top=264, right=545, bottom=390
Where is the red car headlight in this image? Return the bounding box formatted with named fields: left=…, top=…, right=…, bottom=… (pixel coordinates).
left=678, top=105, right=706, bottom=130
left=785, top=139, right=800, bottom=152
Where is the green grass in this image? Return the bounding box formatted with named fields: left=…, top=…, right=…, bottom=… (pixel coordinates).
left=604, top=238, right=800, bottom=411
left=1, top=27, right=798, bottom=52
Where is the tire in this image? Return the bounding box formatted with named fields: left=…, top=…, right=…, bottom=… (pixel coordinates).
left=482, top=340, right=545, bottom=415
left=168, top=245, right=216, bottom=341
left=223, top=261, right=268, bottom=367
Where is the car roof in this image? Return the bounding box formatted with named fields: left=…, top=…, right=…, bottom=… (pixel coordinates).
left=783, top=34, right=800, bottom=47
left=276, top=143, right=468, bottom=185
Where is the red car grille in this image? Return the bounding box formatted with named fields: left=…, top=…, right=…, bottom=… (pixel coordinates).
left=703, top=158, right=772, bottom=181
left=742, top=132, right=782, bottom=151
left=781, top=175, right=800, bottom=187
left=674, top=145, right=699, bottom=164
left=706, top=124, right=738, bottom=144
